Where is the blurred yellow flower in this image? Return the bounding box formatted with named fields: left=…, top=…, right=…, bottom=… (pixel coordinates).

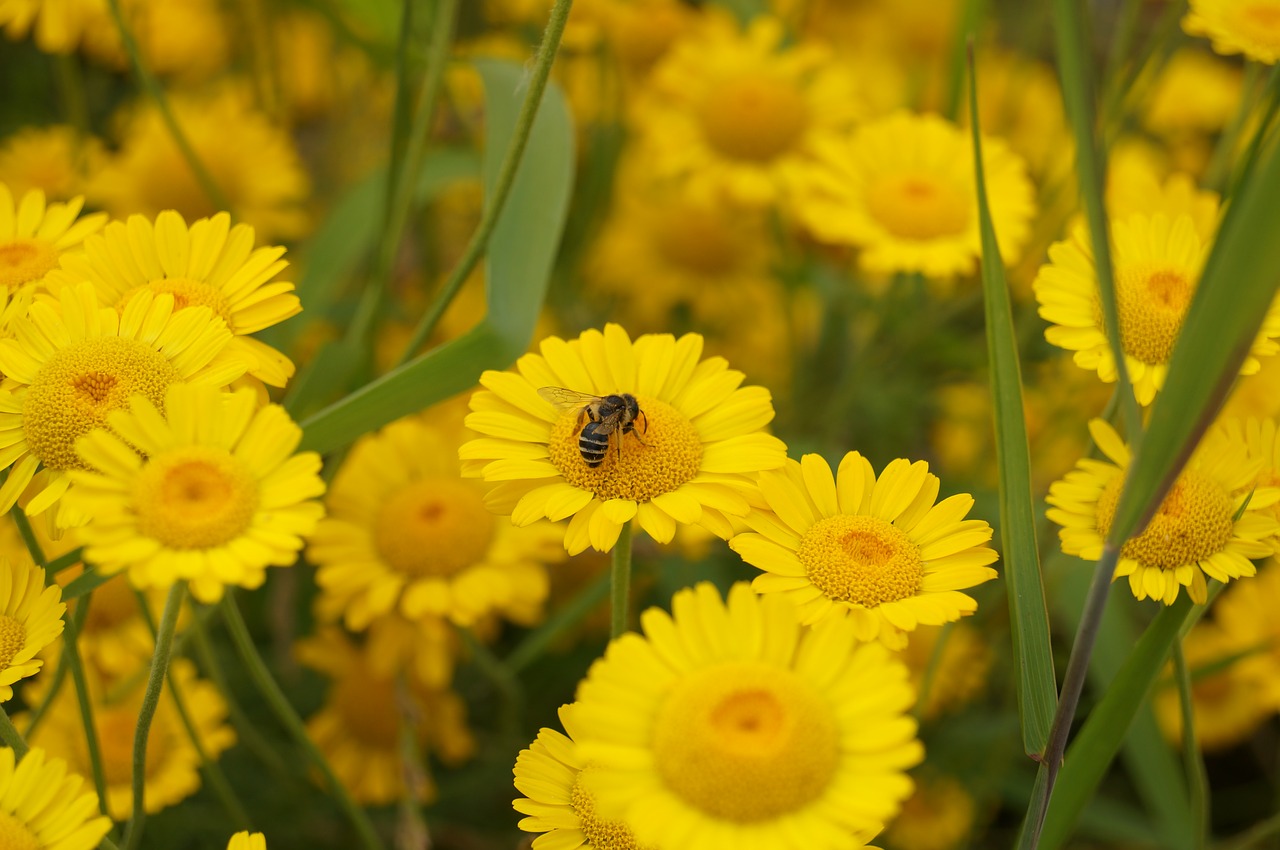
left=1145, top=48, right=1245, bottom=136
left=0, top=559, right=64, bottom=701
left=88, top=88, right=310, bottom=241
left=461, top=324, right=787, bottom=554
left=1106, top=154, right=1221, bottom=242
left=730, top=453, right=998, bottom=648
left=1185, top=0, right=1280, bottom=63
left=0, top=283, right=245, bottom=524
left=897, top=623, right=991, bottom=721
left=0, top=185, right=105, bottom=291
left=79, top=0, right=229, bottom=79
left=1214, top=561, right=1280, bottom=710
left=48, top=210, right=300, bottom=387
left=0, top=0, right=106, bottom=53
left=0, top=126, right=103, bottom=201
left=26, top=658, right=234, bottom=820
left=794, top=111, right=1035, bottom=278
left=0, top=746, right=110, bottom=850
left=65, top=383, right=324, bottom=603
left=881, top=773, right=978, bottom=850
left=573, top=582, right=922, bottom=848
left=228, top=833, right=268, bottom=850
left=310, top=416, right=560, bottom=629
left=1034, top=213, right=1280, bottom=405
left=1047, top=419, right=1278, bottom=605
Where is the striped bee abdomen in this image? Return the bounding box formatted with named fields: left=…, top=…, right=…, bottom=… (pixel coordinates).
left=578, top=420, right=610, bottom=467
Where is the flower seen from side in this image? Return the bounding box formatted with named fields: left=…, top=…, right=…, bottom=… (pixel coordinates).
left=1184, top=0, right=1280, bottom=63
left=1034, top=212, right=1280, bottom=405
left=227, top=833, right=268, bottom=850
left=729, top=453, right=999, bottom=648
left=64, top=382, right=325, bottom=603
left=0, top=558, right=64, bottom=701
left=792, top=111, right=1035, bottom=278
left=571, top=582, right=922, bottom=849
left=0, top=184, right=105, bottom=291
left=0, top=746, right=111, bottom=850
left=461, top=324, right=787, bottom=554
left=1046, top=419, right=1279, bottom=605
left=48, top=210, right=301, bottom=386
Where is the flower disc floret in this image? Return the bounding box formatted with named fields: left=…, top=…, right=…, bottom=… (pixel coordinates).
left=134, top=447, right=260, bottom=549
left=1096, top=470, right=1235, bottom=570
left=0, top=559, right=64, bottom=701
left=373, top=478, right=496, bottom=577
left=798, top=514, right=925, bottom=608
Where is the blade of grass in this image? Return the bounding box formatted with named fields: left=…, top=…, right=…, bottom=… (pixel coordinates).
left=300, top=61, right=574, bottom=454
left=1172, top=641, right=1209, bottom=850
left=967, top=44, right=1056, bottom=756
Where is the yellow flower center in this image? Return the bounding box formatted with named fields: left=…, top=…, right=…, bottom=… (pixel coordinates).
left=1237, top=2, right=1280, bottom=44
left=798, top=514, right=924, bottom=607
left=1106, top=261, right=1195, bottom=365
left=373, top=478, right=495, bottom=577
left=700, top=73, right=810, bottom=163
left=134, top=446, right=260, bottom=549
left=98, top=703, right=167, bottom=785
left=610, top=5, right=683, bottom=70
left=866, top=173, right=970, bottom=241
left=0, top=238, right=58, bottom=289
left=332, top=670, right=399, bottom=749
left=1095, top=470, right=1235, bottom=570
left=120, top=278, right=235, bottom=328
left=23, top=336, right=179, bottom=471
left=571, top=769, right=650, bottom=850
left=0, top=811, right=40, bottom=850
left=0, top=616, right=24, bottom=671
left=652, top=662, right=838, bottom=822
left=652, top=203, right=741, bottom=276
left=547, top=396, right=703, bottom=502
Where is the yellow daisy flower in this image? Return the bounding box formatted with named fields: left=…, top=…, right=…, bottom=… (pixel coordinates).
left=87, top=87, right=310, bottom=241
left=0, top=559, right=65, bottom=701
left=1034, top=213, right=1280, bottom=405
left=0, top=184, right=105, bottom=291
left=1184, top=0, right=1280, bottom=64
left=1220, top=417, right=1280, bottom=549
left=64, top=382, right=324, bottom=603
left=0, top=0, right=107, bottom=53
left=0, top=126, right=104, bottom=201
left=1105, top=157, right=1221, bottom=243
left=729, top=453, right=999, bottom=648
left=573, top=582, right=923, bottom=848
left=26, top=658, right=234, bottom=820
left=793, top=111, right=1036, bottom=278
left=881, top=773, right=978, bottom=850
left=1144, top=48, right=1245, bottom=137
left=0, top=282, right=245, bottom=523
left=1213, top=561, right=1280, bottom=710
left=298, top=628, right=476, bottom=806
left=47, top=210, right=300, bottom=387
left=1046, top=419, right=1279, bottom=605
left=228, top=833, right=267, bottom=850
left=461, top=324, right=788, bottom=554
left=1153, top=620, right=1271, bottom=752
left=513, top=703, right=655, bottom=850
left=78, top=0, right=229, bottom=80
left=631, top=10, right=868, bottom=206
left=310, top=416, right=560, bottom=630
left=0, top=746, right=110, bottom=850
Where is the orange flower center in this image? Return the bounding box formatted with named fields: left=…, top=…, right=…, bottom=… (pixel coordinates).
left=372, top=478, right=495, bottom=577
left=1105, top=261, right=1196, bottom=365
left=652, top=203, right=741, bottom=276
left=134, top=447, right=260, bottom=549
left=1096, top=470, right=1234, bottom=570
left=0, top=238, right=58, bottom=289
left=866, top=173, right=970, bottom=240
left=798, top=514, right=924, bottom=607
left=700, top=73, right=809, bottom=163
left=0, top=616, right=24, bottom=671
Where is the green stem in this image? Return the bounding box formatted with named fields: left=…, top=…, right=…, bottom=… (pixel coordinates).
left=0, top=705, right=28, bottom=756
left=105, top=0, right=231, bottom=213
left=912, top=622, right=954, bottom=720
left=1226, top=66, right=1280, bottom=201
left=610, top=520, right=634, bottom=639
left=23, top=597, right=88, bottom=738
left=60, top=592, right=110, bottom=817
left=396, top=0, right=577, bottom=366
left=394, top=676, right=432, bottom=848
left=1206, top=62, right=1264, bottom=192
left=122, top=582, right=186, bottom=850
left=45, top=548, right=84, bottom=577
left=219, top=595, right=386, bottom=850
left=460, top=629, right=522, bottom=744
left=54, top=53, right=90, bottom=135
left=506, top=571, right=611, bottom=673
left=10, top=506, right=45, bottom=567
left=1174, top=641, right=1209, bottom=850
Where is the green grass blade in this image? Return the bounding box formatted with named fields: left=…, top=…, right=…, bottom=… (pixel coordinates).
left=299, top=61, right=574, bottom=454
left=1109, top=128, right=1280, bottom=545
left=967, top=48, right=1056, bottom=755
left=1038, top=595, right=1202, bottom=850
left=62, top=567, right=114, bottom=600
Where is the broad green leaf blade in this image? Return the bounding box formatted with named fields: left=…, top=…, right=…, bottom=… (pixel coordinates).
left=63, top=567, right=113, bottom=600
left=1038, top=595, right=1201, bottom=850
left=1110, top=128, right=1280, bottom=544
left=968, top=52, right=1056, bottom=756
left=300, top=61, right=575, bottom=454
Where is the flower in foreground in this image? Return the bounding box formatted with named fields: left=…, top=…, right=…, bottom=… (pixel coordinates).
left=64, top=383, right=325, bottom=603
left=0, top=746, right=111, bottom=850
left=1046, top=419, right=1278, bottom=605
left=571, top=582, right=923, bottom=849
left=0, top=184, right=105, bottom=291
left=0, top=282, right=246, bottom=523
left=792, top=111, right=1035, bottom=278
left=48, top=210, right=301, bottom=386
left=311, top=416, right=560, bottom=630
left=0, top=558, right=65, bottom=701
left=461, top=324, right=787, bottom=554
left=1184, top=0, right=1280, bottom=64
left=1034, top=212, right=1280, bottom=405
left=730, top=453, right=998, bottom=648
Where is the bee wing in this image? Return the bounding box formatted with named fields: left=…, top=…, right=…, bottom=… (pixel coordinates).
left=537, top=386, right=603, bottom=409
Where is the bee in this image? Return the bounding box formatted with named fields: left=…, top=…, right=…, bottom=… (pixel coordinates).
left=538, top=387, right=648, bottom=467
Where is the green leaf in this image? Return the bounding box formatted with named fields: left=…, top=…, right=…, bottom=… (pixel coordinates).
left=1038, top=595, right=1202, bottom=849
left=1110, top=127, right=1280, bottom=545
left=299, top=60, right=575, bottom=454
left=62, top=567, right=114, bottom=600
left=968, top=51, right=1056, bottom=756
